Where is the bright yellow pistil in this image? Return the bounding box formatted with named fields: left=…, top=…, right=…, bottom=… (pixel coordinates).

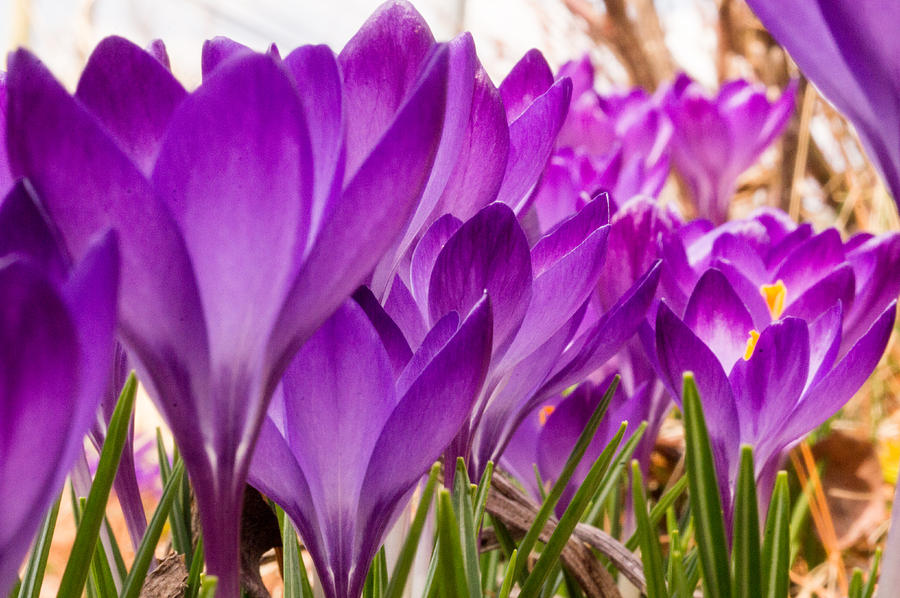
left=538, top=405, right=556, bottom=426
left=760, top=279, right=787, bottom=319
left=744, top=329, right=760, bottom=360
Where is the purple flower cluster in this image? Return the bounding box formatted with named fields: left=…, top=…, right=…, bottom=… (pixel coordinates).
left=0, top=1, right=897, bottom=597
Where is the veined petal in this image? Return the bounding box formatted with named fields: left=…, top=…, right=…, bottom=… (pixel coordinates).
left=0, top=73, right=11, bottom=194
left=266, top=46, right=449, bottom=379
left=781, top=264, right=854, bottom=323
left=495, top=77, right=572, bottom=212
left=410, top=214, right=462, bottom=309
left=338, top=0, right=435, bottom=177
left=201, top=36, right=254, bottom=79
left=355, top=296, right=492, bottom=591
left=683, top=268, right=754, bottom=372
left=0, top=182, right=68, bottom=279
left=428, top=202, right=532, bottom=354
left=773, top=228, right=845, bottom=298
left=384, top=275, right=428, bottom=349
left=729, top=318, right=809, bottom=445
left=498, top=49, right=554, bottom=122
left=353, top=286, right=413, bottom=379
left=75, top=36, right=187, bottom=175
left=845, top=233, right=900, bottom=349
left=152, top=52, right=313, bottom=387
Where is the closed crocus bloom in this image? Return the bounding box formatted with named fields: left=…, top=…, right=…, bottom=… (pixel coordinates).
left=661, top=208, right=900, bottom=355
left=530, top=56, right=672, bottom=233
left=502, top=374, right=657, bottom=516
left=662, top=74, right=795, bottom=224
left=248, top=295, right=492, bottom=598
left=6, top=14, right=448, bottom=594
left=744, top=0, right=900, bottom=206
left=0, top=194, right=118, bottom=593
left=652, top=268, right=895, bottom=509
left=383, top=194, right=661, bottom=479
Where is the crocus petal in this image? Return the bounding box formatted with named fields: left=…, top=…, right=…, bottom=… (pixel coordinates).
left=502, top=197, right=610, bottom=365
left=201, top=36, right=254, bottom=79
left=5, top=49, right=210, bottom=397
left=498, top=48, right=554, bottom=122
left=781, top=264, right=854, bottom=322
left=805, top=303, right=842, bottom=389
left=728, top=318, right=809, bottom=446
left=773, top=228, right=845, bottom=298
left=75, top=36, right=187, bottom=175
left=495, top=77, right=573, bottom=212
left=432, top=64, right=510, bottom=223
left=281, top=300, right=397, bottom=587
left=283, top=45, right=345, bottom=247
left=410, top=214, right=462, bottom=310
left=0, top=182, right=68, bottom=279
left=145, top=39, right=171, bottom=69
left=152, top=52, right=313, bottom=396
left=338, top=0, right=435, bottom=177
left=266, top=46, right=449, bottom=377
left=0, top=263, right=81, bottom=593
left=845, top=233, right=900, bottom=349
left=655, top=302, right=740, bottom=481
left=683, top=269, right=755, bottom=372
left=778, top=303, right=896, bottom=445
left=353, top=287, right=413, bottom=378
left=354, top=295, right=492, bottom=593
left=384, top=275, right=428, bottom=349
left=428, top=202, right=532, bottom=354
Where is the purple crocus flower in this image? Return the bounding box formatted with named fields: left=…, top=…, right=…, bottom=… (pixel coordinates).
left=652, top=268, right=895, bottom=507
left=529, top=55, right=672, bottom=233
left=383, top=193, right=661, bottom=479
left=249, top=294, right=492, bottom=598
left=0, top=73, right=10, bottom=196
left=6, top=23, right=448, bottom=595
left=0, top=187, right=118, bottom=594
left=744, top=0, right=900, bottom=204
left=662, top=74, right=795, bottom=224
left=660, top=208, right=900, bottom=355
left=502, top=372, right=658, bottom=515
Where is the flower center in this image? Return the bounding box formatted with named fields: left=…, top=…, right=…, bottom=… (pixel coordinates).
left=744, top=329, right=760, bottom=360
left=760, top=280, right=787, bottom=319
left=538, top=405, right=556, bottom=426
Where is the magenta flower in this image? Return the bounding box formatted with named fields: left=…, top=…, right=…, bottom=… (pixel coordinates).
left=652, top=268, right=895, bottom=505
left=0, top=186, right=118, bottom=594
left=529, top=55, right=672, bottom=233
left=6, top=21, right=448, bottom=595
left=662, top=74, right=795, bottom=224
left=745, top=0, right=900, bottom=204
left=248, top=295, right=492, bottom=598
left=382, top=193, right=660, bottom=479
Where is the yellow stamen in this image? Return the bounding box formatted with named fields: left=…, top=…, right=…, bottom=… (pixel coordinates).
left=538, top=405, right=556, bottom=426
left=760, top=280, right=787, bottom=319
left=744, top=329, right=760, bottom=360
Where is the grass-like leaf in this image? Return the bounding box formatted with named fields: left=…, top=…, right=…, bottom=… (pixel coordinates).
left=436, top=489, right=470, bottom=598
left=57, top=373, right=137, bottom=598
left=473, top=461, right=494, bottom=534
left=384, top=463, right=440, bottom=598
left=762, top=471, right=790, bottom=598
left=120, top=460, right=185, bottom=598
left=198, top=575, right=218, bottom=598
left=585, top=421, right=647, bottom=527
left=682, top=373, right=731, bottom=598
left=632, top=461, right=667, bottom=598
left=624, top=474, right=688, bottom=551
left=497, top=550, right=517, bottom=598
left=17, top=494, right=61, bottom=598
left=453, top=459, right=484, bottom=598
left=732, top=446, right=761, bottom=598
left=862, top=547, right=880, bottom=598
left=186, top=536, right=206, bottom=598
left=514, top=376, right=619, bottom=582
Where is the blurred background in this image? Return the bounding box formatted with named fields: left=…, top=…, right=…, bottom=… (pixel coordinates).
left=4, top=1, right=898, bottom=596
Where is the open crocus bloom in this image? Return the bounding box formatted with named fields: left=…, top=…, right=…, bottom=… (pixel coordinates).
left=6, top=11, right=449, bottom=593
left=661, top=208, right=900, bottom=355
left=652, top=268, right=895, bottom=508
left=745, top=0, right=900, bottom=205
left=662, top=75, right=796, bottom=224
left=248, top=295, right=492, bottom=598
left=0, top=186, right=118, bottom=594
